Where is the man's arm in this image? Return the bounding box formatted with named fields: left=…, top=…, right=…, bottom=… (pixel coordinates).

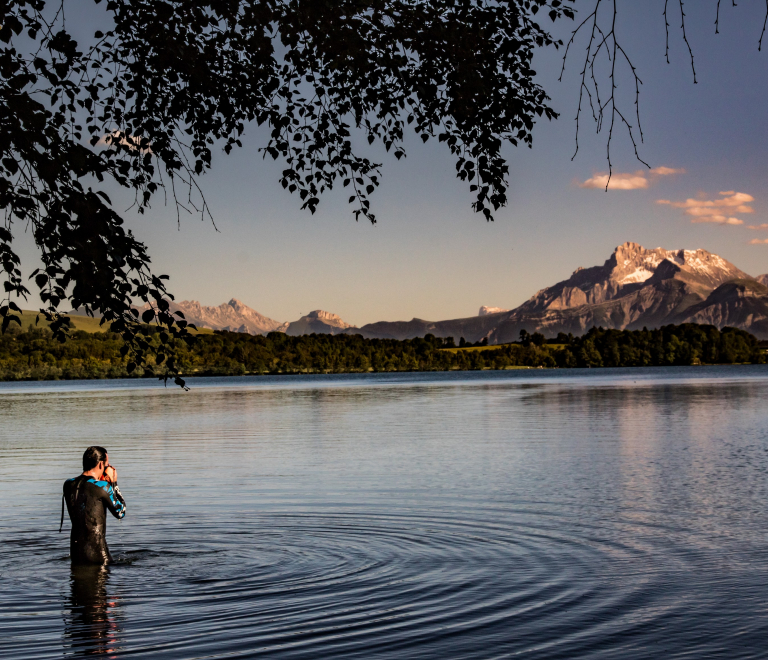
left=112, top=483, right=126, bottom=506
left=60, top=479, right=72, bottom=533
left=102, top=465, right=126, bottom=518
left=92, top=478, right=126, bottom=519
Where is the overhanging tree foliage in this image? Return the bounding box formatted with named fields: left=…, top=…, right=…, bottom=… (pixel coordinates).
left=1, top=2, right=764, bottom=386
left=0, top=0, right=574, bottom=385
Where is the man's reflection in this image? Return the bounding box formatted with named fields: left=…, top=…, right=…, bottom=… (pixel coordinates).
left=64, top=565, right=122, bottom=657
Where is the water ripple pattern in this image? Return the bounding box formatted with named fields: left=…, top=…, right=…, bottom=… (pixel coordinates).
left=1, top=366, right=768, bottom=658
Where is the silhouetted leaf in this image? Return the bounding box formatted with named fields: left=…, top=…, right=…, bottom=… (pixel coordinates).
left=0, top=0, right=579, bottom=387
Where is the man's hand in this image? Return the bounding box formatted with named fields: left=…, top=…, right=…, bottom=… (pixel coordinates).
left=103, top=465, right=118, bottom=483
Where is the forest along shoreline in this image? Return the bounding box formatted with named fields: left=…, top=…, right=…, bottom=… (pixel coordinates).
left=0, top=323, right=765, bottom=382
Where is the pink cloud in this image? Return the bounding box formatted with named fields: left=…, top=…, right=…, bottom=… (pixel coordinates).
left=650, top=166, right=686, bottom=176
left=580, top=165, right=684, bottom=191
left=657, top=191, right=754, bottom=225
left=748, top=223, right=768, bottom=230
left=749, top=238, right=768, bottom=245
left=581, top=172, right=648, bottom=190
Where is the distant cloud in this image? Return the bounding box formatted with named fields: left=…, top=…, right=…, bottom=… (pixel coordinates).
left=748, top=223, right=768, bottom=230
left=657, top=191, right=754, bottom=225
left=581, top=172, right=648, bottom=190
left=750, top=238, right=768, bottom=245
left=580, top=166, right=685, bottom=191
left=650, top=166, right=686, bottom=176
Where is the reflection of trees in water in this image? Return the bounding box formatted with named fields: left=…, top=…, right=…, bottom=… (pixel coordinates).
left=63, top=565, right=122, bottom=658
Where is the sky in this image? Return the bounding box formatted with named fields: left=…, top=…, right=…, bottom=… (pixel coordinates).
left=13, top=1, right=768, bottom=326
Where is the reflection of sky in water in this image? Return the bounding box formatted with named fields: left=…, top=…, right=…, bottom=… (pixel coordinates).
left=1, top=366, right=767, bottom=658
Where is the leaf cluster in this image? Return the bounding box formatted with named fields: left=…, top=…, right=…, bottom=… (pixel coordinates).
left=0, top=0, right=574, bottom=386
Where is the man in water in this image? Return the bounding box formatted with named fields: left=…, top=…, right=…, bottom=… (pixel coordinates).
left=62, top=446, right=126, bottom=565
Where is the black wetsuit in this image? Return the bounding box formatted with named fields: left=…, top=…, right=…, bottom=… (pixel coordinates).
left=62, top=475, right=126, bottom=565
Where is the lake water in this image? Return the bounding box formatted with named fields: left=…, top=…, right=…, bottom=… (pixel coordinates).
left=1, top=366, right=768, bottom=659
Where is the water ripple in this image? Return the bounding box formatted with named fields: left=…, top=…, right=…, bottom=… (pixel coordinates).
left=2, top=368, right=768, bottom=658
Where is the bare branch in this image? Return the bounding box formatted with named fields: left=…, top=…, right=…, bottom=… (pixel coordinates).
left=678, top=0, right=697, bottom=83
left=560, top=0, right=648, bottom=186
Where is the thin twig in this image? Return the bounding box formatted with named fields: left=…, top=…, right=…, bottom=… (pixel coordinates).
left=678, top=0, right=697, bottom=83
left=561, top=0, right=647, bottom=185
left=715, top=0, right=722, bottom=33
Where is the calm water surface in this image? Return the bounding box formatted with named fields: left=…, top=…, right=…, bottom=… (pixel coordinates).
left=1, top=366, right=768, bottom=658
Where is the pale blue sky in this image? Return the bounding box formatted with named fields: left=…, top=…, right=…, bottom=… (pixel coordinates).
left=15, top=2, right=768, bottom=325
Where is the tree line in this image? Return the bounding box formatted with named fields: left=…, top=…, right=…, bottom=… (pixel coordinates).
left=0, top=323, right=764, bottom=382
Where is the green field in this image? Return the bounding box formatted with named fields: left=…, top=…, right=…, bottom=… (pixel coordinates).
left=442, top=343, right=566, bottom=353
left=13, top=310, right=212, bottom=334
left=441, top=344, right=512, bottom=353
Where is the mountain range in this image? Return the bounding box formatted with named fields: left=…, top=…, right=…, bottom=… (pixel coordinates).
left=142, top=242, right=768, bottom=340
left=135, top=300, right=357, bottom=336
left=153, top=298, right=284, bottom=335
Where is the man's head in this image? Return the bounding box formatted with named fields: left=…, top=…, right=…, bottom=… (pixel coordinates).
left=83, top=446, right=109, bottom=475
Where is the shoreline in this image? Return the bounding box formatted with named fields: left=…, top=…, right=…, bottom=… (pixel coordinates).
left=1, top=360, right=765, bottom=384
left=1, top=363, right=767, bottom=394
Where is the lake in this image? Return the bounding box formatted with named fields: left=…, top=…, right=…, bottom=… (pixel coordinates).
left=1, top=366, right=768, bottom=659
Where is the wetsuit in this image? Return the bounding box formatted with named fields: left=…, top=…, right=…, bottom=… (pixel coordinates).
left=62, top=475, right=126, bottom=565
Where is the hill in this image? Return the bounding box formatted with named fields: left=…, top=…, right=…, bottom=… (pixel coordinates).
left=17, top=310, right=213, bottom=334
left=16, top=310, right=112, bottom=334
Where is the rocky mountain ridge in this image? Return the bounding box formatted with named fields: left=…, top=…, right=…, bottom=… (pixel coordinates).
left=132, top=298, right=283, bottom=335
left=354, top=242, right=768, bottom=340
left=676, top=279, right=768, bottom=338
left=134, top=299, right=356, bottom=337
left=282, top=310, right=356, bottom=336
left=515, top=243, right=750, bottom=315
